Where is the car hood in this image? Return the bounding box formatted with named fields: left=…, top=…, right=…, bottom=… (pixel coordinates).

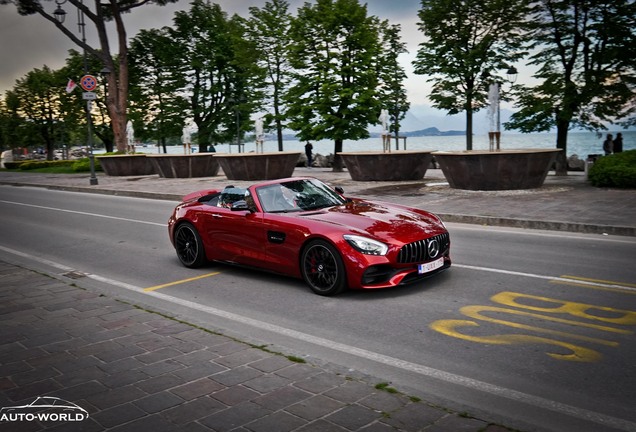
left=299, top=199, right=445, bottom=242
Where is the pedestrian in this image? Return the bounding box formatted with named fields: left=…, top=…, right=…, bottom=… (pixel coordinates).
left=305, top=142, right=313, bottom=168
left=602, top=133, right=613, bottom=155
left=613, top=133, right=623, bottom=153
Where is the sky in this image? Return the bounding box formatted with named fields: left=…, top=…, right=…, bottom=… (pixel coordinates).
left=0, top=0, right=524, bottom=132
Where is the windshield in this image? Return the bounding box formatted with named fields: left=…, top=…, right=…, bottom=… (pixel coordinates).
left=256, top=179, right=346, bottom=213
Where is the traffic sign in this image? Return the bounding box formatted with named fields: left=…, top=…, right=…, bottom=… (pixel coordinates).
left=79, top=75, right=98, bottom=92
left=82, top=92, right=97, bottom=100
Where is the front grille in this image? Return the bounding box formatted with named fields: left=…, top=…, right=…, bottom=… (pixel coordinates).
left=397, top=233, right=449, bottom=263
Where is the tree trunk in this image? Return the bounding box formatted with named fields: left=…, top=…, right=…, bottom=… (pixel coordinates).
left=465, top=108, right=473, bottom=151
left=332, top=138, right=344, bottom=172
left=274, top=105, right=284, bottom=151
left=554, top=119, right=569, bottom=176
left=276, top=119, right=284, bottom=152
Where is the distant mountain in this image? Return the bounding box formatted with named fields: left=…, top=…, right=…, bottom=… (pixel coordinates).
left=382, top=127, right=465, bottom=137
left=282, top=127, right=464, bottom=141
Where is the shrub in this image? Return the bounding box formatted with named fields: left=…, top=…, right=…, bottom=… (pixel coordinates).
left=2, top=161, right=25, bottom=169
left=72, top=158, right=102, bottom=172
left=19, top=160, right=75, bottom=170
left=588, top=150, right=636, bottom=188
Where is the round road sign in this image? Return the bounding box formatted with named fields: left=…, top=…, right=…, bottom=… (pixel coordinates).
left=80, top=75, right=98, bottom=92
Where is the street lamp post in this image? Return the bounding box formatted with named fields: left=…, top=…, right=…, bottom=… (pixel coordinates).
left=54, top=0, right=98, bottom=185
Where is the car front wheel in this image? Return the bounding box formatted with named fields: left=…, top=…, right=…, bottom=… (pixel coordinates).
left=301, top=240, right=346, bottom=296
left=174, top=223, right=206, bottom=268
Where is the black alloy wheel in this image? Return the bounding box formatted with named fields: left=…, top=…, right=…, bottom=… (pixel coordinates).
left=174, top=223, right=206, bottom=268
left=301, top=240, right=346, bottom=296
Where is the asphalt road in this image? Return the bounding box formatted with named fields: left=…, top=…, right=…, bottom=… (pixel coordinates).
left=1, top=185, right=635, bottom=432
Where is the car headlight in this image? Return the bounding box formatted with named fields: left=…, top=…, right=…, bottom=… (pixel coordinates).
left=343, top=234, right=388, bottom=256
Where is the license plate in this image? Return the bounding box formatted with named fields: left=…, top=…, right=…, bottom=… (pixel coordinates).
left=418, top=257, right=444, bottom=274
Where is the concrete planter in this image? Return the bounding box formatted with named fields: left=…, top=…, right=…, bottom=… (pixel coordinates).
left=214, top=152, right=301, bottom=180
left=433, top=149, right=562, bottom=190
left=338, top=151, right=435, bottom=181
left=147, top=153, right=219, bottom=178
left=97, top=154, right=156, bottom=176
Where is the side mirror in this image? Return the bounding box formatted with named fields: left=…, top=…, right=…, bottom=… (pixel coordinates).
left=230, top=200, right=252, bottom=212
left=335, top=186, right=345, bottom=194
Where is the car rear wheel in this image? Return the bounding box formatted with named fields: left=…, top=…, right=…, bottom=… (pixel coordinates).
left=301, top=240, right=346, bottom=296
left=174, top=223, right=206, bottom=268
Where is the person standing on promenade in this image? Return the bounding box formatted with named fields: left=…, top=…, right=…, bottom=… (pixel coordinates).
left=603, top=133, right=614, bottom=155
left=305, top=142, right=313, bottom=167
left=613, top=133, right=623, bottom=153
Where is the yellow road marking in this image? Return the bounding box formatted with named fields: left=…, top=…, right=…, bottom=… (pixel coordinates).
left=144, top=272, right=221, bottom=292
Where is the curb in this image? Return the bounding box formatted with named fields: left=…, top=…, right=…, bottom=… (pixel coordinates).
left=437, top=213, right=636, bottom=237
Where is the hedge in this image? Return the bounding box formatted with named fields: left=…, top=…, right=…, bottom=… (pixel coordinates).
left=9, top=158, right=103, bottom=173
left=19, top=160, right=75, bottom=170
left=588, top=150, right=636, bottom=188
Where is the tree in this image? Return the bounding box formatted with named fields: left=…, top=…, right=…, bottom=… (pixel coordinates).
left=247, top=0, right=294, bottom=151
left=377, top=22, right=410, bottom=151
left=413, top=0, right=529, bottom=150
left=129, top=28, right=188, bottom=153
left=169, top=0, right=263, bottom=152
left=285, top=0, right=386, bottom=171
left=0, top=95, right=26, bottom=151
left=7, top=66, right=76, bottom=159
left=506, top=0, right=636, bottom=175
left=1, top=0, right=178, bottom=152
left=62, top=49, right=113, bottom=151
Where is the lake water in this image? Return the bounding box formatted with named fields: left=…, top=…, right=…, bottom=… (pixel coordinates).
left=133, top=130, right=635, bottom=159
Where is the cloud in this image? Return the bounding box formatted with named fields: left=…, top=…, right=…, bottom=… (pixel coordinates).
left=0, top=1, right=428, bottom=94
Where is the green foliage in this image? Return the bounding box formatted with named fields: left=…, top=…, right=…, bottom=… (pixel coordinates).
left=71, top=158, right=102, bottom=172
left=11, top=158, right=102, bottom=173
left=286, top=0, right=382, bottom=144
left=247, top=0, right=294, bottom=151
left=284, top=0, right=410, bottom=170
left=413, top=0, right=529, bottom=150
left=588, top=150, right=636, bottom=188
left=375, top=382, right=398, bottom=393
left=62, top=50, right=114, bottom=151
left=3, top=0, right=181, bottom=152
left=129, top=28, right=189, bottom=152
left=163, top=0, right=263, bottom=152
left=7, top=66, right=74, bottom=159
left=377, top=23, right=410, bottom=137
left=506, top=0, right=636, bottom=173
left=19, top=160, right=75, bottom=170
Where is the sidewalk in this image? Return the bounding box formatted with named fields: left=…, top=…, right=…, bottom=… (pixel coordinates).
left=0, top=260, right=511, bottom=432
left=0, top=168, right=634, bottom=236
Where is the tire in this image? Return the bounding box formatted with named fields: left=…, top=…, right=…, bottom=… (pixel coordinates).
left=174, top=222, right=207, bottom=268
left=300, top=240, right=347, bottom=296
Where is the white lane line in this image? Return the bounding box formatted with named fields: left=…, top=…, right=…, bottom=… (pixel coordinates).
left=454, top=263, right=636, bottom=293
left=1, top=246, right=634, bottom=432
left=0, top=200, right=165, bottom=227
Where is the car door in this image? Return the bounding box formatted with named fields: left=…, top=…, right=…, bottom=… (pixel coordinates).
left=260, top=214, right=310, bottom=277
left=202, top=191, right=266, bottom=266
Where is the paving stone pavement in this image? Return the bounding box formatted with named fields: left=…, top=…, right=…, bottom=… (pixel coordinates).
left=0, top=261, right=512, bottom=432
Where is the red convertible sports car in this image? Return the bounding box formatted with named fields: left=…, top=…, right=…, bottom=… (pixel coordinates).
left=168, top=177, right=450, bottom=296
